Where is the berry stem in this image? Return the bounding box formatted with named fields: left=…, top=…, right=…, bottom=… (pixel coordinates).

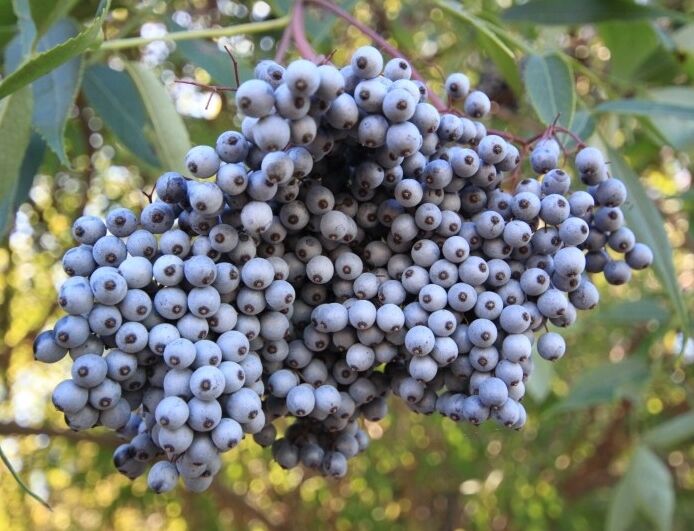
left=553, top=125, right=587, bottom=148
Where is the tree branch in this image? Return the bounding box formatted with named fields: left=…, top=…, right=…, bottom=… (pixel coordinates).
left=0, top=421, right=119, bottom=446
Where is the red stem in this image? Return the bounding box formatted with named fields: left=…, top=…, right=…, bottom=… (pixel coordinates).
left=275, top=20, right=293, bottom=63
left=553, top=125, right=586, bottom=148
left=291, top=1, right=319, bottom=62
left=302, top=0, right=447, bottom=111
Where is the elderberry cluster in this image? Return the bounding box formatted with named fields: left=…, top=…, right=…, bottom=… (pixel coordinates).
left=35, top=46, right=652, bottom=492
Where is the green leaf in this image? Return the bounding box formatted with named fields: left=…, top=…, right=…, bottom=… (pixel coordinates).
left=0, top=132, right=45, bottom=240
left=605, top=147, right=693, bottom=340
left=523, top=53, right=575, bottom=127
left=434, top=1, right=517, bottom=69
left=596, top=99, right=694, bottom=121
left=0, top=86, right=33, bottom=238
left=0, top=443, right=51, bottom=510
left=606, top=470, right=636, bottom=531
left=475, top=27, right=523, bottom=96
left=599, top=21, right=661, bottom=81
left=124, top=61, right=191, bottom=174
left=595, top=299, right=669, bottom=327
left=644, top=87, right=694, bottom=150
left=14, top=132, right=45, bottom=208
left=643, top=411, right=694, bottom=449
left=525, top=354, right=555, bottom=404
left=82, top=65, right=160, bottom=168
left=12, top=0, right=36, bottom=55
left=550, top=357, right=650, bottom=414
left=503, top=0, right=685, bottom=25
left=31, top=18, right=83, bottom=165
left=607, top=446, right=673, bottom=531
left=0, top=0, right=109, bottom=100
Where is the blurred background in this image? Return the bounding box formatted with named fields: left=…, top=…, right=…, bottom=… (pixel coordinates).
left=0, top=0, right=693, bottom=529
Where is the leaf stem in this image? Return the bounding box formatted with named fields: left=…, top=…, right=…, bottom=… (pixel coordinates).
left=100, top=16, right=290, bottom=50
left=0, top=443, right=51, bottom=510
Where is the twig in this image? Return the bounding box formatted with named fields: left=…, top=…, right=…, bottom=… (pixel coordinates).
left=142, top=186, right=155, bottom=204
left=224, top=46, right=241, bottom=88
left=0, top=443, right=51, bottom=510
left=554, top=125, right=587, bottom=149
left=174, top=79, right=237, bottom=92
left=174, top=79, right=236, bottom=110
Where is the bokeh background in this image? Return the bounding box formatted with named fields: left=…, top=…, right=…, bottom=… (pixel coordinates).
left=1, top=0, right=693, bottom=529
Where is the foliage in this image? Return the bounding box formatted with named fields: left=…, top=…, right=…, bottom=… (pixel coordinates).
left=0, top=0, right=693, bottom=529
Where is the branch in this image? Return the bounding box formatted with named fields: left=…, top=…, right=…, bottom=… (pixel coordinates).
left=274, top=21, right=293, bottom=63
left=100, top=16, right=290, bottom=50
left=0, top=421, right=118, bottom=446
left=303, top=0, right=447, bottom=110
left=291, top=2, right=319, bottom=62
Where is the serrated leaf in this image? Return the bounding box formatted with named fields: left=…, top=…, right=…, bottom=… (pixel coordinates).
left=605, top=147, right=692, bottom=341
left=503, top=0, right=684, bottom=25
left=31, top=18, right=83, bottom=165
left=82, top=65, right=160, bottom=168
left=124, top=61, right=191, bottom=175
left=643, top=411, right=694, bottom=450
left=596, top=99, right=694, bottom=121
left=607, top=446, right=674, bottom=531
left=12, top=0, right=36, bottom=56
left=523, top=53, right=575, bottom=128
left=549, top=357, right=650, bottom=413
left=0, top=86, right=33, bottom=237
left=0, top=0, right=109, bottom=100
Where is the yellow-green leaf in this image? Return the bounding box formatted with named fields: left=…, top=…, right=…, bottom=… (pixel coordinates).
left=124, top=61, right=191, bottom=175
